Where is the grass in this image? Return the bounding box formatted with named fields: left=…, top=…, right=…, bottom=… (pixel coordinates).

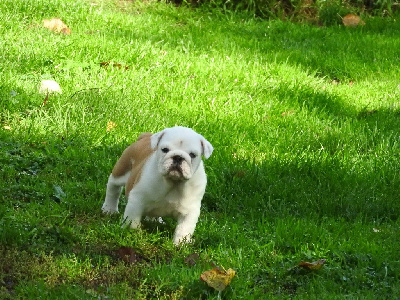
left=1, top=0, right=400, bottom=298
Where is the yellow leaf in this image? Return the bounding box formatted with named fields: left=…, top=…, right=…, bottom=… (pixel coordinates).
left=106, top=121, right=117, bottom=132
left=200, top=267, right=236, bottom=292
left=298, top=259, right=326, bottom=270
left=43, top=18, right=71, bottom=35
left=281, top=110, right=295, bottom=117
left=342, top=14, right=365, bottom=27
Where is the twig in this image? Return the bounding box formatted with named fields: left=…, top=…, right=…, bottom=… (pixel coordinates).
left=43, top=92, right=49, bottom=106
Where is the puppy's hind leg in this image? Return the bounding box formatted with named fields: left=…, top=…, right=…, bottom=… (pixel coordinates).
left=102, top=172, right=130, bottom=214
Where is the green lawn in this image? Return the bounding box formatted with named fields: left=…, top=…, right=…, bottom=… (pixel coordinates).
left=1, top=0, right=400, bottom=298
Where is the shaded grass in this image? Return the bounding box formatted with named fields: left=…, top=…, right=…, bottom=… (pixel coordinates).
left=1, top=0, right=400, bottom=298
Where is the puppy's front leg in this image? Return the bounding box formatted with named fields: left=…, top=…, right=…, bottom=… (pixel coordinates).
left=173, top=211, right=200, bottom=245
left=123, top=191, right=144, bottom=229
left=102, top=173, right=130, bottom=214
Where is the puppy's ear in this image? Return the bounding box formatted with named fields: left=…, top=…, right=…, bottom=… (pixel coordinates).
left=151, top=130, right=166, bottom=149
left=201, top=138, right=213, bottom=159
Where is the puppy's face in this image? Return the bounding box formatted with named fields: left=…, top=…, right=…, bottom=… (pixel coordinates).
left=151, top=127, right=213, bottom=181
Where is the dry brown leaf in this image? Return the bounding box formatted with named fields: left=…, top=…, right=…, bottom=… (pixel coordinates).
left=342, top=14, right=365, bottom=27
left=184, top=253, right=200, bottom=267
left=116, top=246, right=145, bottom=264
left=43, top=18, right=71, bottom=35
left=233, top=169, right=246, bottom=178
left=200, top=267, right=236, bottom=292
left=100, top=61, right=129, bottom=70
left=100, top=61, right=111, bottom=67
left=298, top=259, right=326, bottom=270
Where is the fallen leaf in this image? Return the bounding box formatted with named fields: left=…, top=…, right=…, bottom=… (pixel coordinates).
left=106, top=121, right=117, bottom=132
left=358, top=109, right=378, bottom=118
left=185, top=253, right=200, bottom=267
left=100, top=61, right=129, bottom=70
left=86, top=289, right=97, bottom=296
left=100, top=61, right=110, bottom=67
left=117, top=246, right=145, bottom=264
left=365, top=109, right=378, bottom=115
left=200, top=267, right=236, bottom=292
left=281, top=110, right=295, bottom=117
left=298, top=259, right=326, bottom=270
left=43, top=18, right=71, bottom=35
left=39, top=80, right=62, bottom=94
left=233, top=169, right=246, bottom=178
left=85, top=30, right=100, bottom=35
left=52, top=185, right=66, bottom=203
left=342, top=14, right=365, bottom=27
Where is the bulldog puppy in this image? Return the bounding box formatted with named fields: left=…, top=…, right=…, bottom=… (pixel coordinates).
left=102, top=126, right=213, bottom=245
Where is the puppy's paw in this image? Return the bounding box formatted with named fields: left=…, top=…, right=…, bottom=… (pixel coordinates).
left=101, top=204, right=119, bottom=214
left=121, top=217, right=142, bottom=229
left=144, top=216, right=166, bottom=224
left=173, top=235, right=194, bottom=246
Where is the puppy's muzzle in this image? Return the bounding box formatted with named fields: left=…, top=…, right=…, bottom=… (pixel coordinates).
left=169, top=155, right=185, bottom=175
left=163, top=153, right=191, bottom=181
left=172, top=155, right=184, bottom=166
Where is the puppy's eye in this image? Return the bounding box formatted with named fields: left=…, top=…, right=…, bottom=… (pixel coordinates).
left=161, top=148, right=169, bottom=153
left=189, top=153, right=197, bottom=159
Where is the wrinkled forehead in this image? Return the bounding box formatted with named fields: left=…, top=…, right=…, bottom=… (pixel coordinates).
left=160, top=129, right=201, bottom=151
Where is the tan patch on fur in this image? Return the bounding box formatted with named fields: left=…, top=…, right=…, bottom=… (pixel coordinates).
left=111, top=132, right=154, bottom=196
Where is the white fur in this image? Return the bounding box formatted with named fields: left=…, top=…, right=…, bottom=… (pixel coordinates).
left=102, top=126, right=213, bottom=245
left=102, top=172, right=130, bottom=213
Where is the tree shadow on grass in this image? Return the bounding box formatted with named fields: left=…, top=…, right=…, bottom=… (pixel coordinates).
left=1, top=105, right=399, bottom=298
left=2, top=71, right=400, bottom=224
left=198, top=100, right=400, bottom=224
left=206, top=150, right=400, bottom=222
left=111, top=7, right=400, bottom=81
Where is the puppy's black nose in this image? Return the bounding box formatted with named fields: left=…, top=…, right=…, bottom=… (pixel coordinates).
left=172, top=155, right=184, bottom=164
